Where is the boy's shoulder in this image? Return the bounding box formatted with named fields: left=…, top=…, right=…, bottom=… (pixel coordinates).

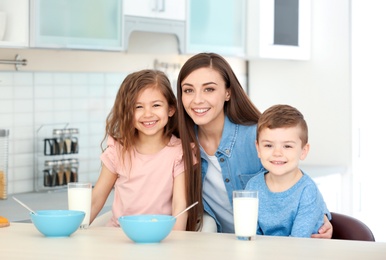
left=245, top=168, right=267, bottom=189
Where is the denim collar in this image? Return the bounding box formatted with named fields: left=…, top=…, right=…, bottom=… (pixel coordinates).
left=195, top=115, right=238, bottom=158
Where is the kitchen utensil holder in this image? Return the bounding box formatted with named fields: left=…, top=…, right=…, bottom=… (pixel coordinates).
left=0, top=129, right=9, bottom=199
left=34, top=123, right=80, bottom=192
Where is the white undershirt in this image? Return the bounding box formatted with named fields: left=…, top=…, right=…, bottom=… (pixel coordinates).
left=202, top=151, right=234, bottom=233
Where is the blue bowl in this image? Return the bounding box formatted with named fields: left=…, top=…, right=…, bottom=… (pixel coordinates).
left=30, top=210, right=85, bottom=237
left=119, top=214, right=176, bottom=243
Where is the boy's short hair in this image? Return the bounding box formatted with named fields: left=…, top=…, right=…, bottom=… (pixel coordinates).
left=257, top=104, right=308, bottom=146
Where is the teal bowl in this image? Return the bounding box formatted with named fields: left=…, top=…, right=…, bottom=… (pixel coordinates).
left=118, top=214, right=176, bottom=243
left=30, top=210, right=85, bottom=237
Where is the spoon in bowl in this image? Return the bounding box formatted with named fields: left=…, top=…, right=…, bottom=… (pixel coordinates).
left=12, top=196, right=37, bottom=215
left=173, top=201, right=199, bottom=219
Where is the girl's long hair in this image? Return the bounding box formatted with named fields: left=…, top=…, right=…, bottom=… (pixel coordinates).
left=176, top=53, right=262, bottom=231
left=102, top=69, right=178, bottom=163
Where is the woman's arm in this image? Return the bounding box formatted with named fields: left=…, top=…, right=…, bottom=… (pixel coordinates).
left=89, top=164, right=117, bottom=224
left=172, top=172, right=188, bottom=230
left=311, top=215, right=333, bottom=239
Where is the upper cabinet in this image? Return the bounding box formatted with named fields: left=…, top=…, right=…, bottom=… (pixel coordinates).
left=186, top=0, right=246, bottom=57
left=0, top=0, right=29, bottom=48
left=246, top=0, right=311, bottom=60
left=124, top=0, right=186, bottom=21
left=123, top=0, right=186, bottom=53
left=30, top=0, right=124, bottom=51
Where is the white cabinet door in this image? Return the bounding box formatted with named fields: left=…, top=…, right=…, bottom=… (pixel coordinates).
left=0, top=0, right=29, bottom=47
left=124, top=0, right=185, bottom=21
left=186, top=0, right=245, bottom=56
left=246, top=0, right=311, bottom=60
left=123, top=0, right=156, bottom=17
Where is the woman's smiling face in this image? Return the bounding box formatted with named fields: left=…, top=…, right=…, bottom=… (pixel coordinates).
left=181, top=67, right=230, bottom=128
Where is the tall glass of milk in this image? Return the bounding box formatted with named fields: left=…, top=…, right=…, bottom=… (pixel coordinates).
left=68, top=182, right=92, bottom=229
left=233, top=190, right=259, bottom=240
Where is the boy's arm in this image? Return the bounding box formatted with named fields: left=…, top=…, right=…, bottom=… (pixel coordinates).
left=311, top=216, right=333, bottom=238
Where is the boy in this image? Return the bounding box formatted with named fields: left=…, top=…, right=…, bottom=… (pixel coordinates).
left=245, top=104, right=330, bottom=237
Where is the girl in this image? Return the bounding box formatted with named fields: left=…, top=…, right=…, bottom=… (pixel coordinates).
left=177, top=52, right=332, bottom=237
left=90, top=69, right=194, bottom=230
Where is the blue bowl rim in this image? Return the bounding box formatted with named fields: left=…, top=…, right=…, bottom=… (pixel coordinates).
left=30, top=210, right=85, bottom=217
left=118, top=214, right=175, bottom=222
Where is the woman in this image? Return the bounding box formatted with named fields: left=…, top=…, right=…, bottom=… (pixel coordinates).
left=177, top=52, right=332, bottom=237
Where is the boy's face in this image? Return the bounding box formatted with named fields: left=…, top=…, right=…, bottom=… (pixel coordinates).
left=256, top=126, right=309, bottom=176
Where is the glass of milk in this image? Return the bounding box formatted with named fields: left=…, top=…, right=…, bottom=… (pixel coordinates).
left=68, top=182, right=92, bottom=229
left=233, top=190, right=259, bottom=240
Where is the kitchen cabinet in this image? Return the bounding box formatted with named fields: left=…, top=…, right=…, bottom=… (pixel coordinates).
left=30, top=0, right=123, bottom=51
left=186, top=0, right=245, bottom=57
left=246, top=0, right=311, bottom=60
left=0, top=0, right=29, bottom=47
left=123, top=0, right=186, bottom=21
left=123, top=0, right=186, bottom=53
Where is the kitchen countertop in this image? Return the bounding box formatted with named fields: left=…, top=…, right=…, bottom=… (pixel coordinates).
left=2, top=223, right=386, bottom=259
left=0, top=189, right=114, bottom=222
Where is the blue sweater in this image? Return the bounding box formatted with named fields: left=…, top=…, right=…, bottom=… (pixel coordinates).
left=245, top=170, right=328, bottom=238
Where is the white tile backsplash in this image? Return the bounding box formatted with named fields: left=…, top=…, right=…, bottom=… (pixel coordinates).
left=13, top=72, right=33, bottom=85
left=14, top=99, right=33, bottom=113
left=35, top=85, right=54, bottom=98
left=1, top=100, right=13, bottom=113
left=0, top=73, right=13, bottom=85
left=34, top=73, right=54, bottom=85
left=0, top=71, right=127, bottom=194
left=14, top=86, right=33, bottom=99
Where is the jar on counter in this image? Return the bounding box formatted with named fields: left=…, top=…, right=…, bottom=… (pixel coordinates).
left=62, top=129, right=72, bottom=154
left=43, top=160, right=57, bottom=187
left=52, top=129, right=64, bottom=155
left=62, top=159, right=72, bottom=184
left=70, top=158, right=79, bottom=182
left=69, top=128, right=79, bottom=154
left=0, top=129, right=9, bottom=199
left=55, top=160, right=65, bottom=186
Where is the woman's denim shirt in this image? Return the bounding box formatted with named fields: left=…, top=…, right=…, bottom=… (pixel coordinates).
left=200, top=116, right=264, bottom=232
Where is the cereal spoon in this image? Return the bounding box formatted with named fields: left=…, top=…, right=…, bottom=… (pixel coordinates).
left=12, top=196, right=37, bottom=215
left=173, top=201, right=198, bottom=219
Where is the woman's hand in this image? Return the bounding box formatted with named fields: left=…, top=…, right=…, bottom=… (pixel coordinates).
left=311, top=215, right=333, bottom=239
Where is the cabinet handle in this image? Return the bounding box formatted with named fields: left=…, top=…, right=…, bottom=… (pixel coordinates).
left=151, top=0, right=157, bottom=12
left=158, top=0, right=165, bottom=12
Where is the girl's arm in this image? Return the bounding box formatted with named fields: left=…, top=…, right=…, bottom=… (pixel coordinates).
left=172, top=172, right=187, bottom=230
left=90, top=164, right=117, bottom=224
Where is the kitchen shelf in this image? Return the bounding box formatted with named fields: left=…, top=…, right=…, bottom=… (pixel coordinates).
left=34, top=123, right=79, bottom=192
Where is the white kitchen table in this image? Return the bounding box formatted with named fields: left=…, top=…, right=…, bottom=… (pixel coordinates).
left=1, top=223, right=385, bottom=260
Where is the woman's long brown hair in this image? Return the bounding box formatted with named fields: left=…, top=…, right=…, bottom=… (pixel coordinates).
left=176, top=53, right=261, bottom=231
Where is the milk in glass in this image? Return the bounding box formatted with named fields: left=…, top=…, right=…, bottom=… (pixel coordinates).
left=68, top=183, right=92, bottom=229
left=233, top=191, right=258, bottom=240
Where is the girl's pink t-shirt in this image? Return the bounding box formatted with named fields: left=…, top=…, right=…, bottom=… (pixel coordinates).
left=100, top=135, right=185, bottom=227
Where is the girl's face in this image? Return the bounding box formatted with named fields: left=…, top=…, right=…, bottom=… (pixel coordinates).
left=134, top=86, right=175, bottom=138
left=256, top=126, right=309, bottom=177
left=181, top=67, right=230, bottom=128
